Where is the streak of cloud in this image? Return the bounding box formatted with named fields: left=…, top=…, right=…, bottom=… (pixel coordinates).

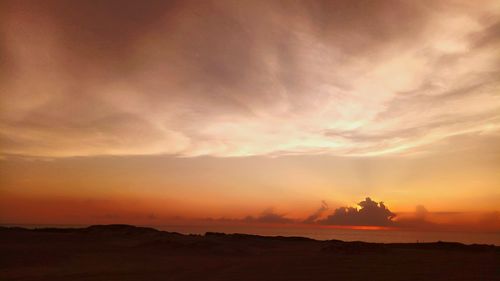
left=1, top=0, right=499, bottom=158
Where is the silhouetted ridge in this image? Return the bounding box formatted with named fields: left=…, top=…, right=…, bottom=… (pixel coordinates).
left=388, top=241, right=499, bottom=252
left=205, top=232, right=315, bottom=242
left=0, top=225, right=498, bottom=252
left=84, top=224, right=159, bottom=234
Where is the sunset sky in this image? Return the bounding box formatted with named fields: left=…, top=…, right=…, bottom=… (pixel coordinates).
left=1, top=0, right=499, bottom=232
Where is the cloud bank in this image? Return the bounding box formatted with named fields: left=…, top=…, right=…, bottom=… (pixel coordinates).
left=224, top=199, right=499, bottom=231
left=243, top=208, right=294, bottom=224
left=319, top=197, right=396, bottom=226
left=1, top=0, right=500, bottom=157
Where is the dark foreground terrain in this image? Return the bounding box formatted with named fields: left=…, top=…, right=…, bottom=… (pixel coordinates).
left=1, top=225, right=499, bottom=281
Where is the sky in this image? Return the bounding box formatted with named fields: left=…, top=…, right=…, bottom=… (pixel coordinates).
left=0, top=0, right=499, bottom=232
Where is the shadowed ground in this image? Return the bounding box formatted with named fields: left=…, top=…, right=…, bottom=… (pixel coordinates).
left=1, top=225, right=499, bottom=281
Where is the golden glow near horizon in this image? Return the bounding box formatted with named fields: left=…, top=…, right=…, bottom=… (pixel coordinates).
left=0, top=0, right=499, bottom=231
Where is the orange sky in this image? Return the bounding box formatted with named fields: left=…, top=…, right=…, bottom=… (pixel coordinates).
left=0, top=0, right=499, bottom=232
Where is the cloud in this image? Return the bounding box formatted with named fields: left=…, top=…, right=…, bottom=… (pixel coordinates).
left=414, top=205, right=429, bottom=220
left=478, top=211, right=500, bottom=229
left=303, top=201, right=329, bottom=223
left=319, top=197, right=396, bottom=226
left=1, top=0, right=500, bottom=158
left=395, top=205, right=437, bottom=230
left=243, top=208, right=294, bottom=224
left=392, top=205, right=499, bottom=232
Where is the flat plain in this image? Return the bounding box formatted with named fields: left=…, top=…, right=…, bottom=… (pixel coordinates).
left=1, top=225, right=499, bottom=281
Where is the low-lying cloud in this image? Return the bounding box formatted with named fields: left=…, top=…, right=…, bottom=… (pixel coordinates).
left=304, top=200, right=329, bottom=224
left=220, top=198, right=396, bottom=227
left=243, top=208, right=294, bottom=224
left=319, top=197, right=396, bottom=226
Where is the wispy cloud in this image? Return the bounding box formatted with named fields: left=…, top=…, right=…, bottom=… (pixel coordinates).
left=303, top=200, right=329, bottom=223
left=1, top=0, right=499, bottom=158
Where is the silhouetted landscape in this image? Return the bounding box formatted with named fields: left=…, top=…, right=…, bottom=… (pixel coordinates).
left=2, top=0, right=500, bottom=280
left=1, top=225, right=498, bottom=281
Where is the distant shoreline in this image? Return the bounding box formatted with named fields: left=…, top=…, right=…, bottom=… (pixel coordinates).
left=2, top=224, right=499, bottom=247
